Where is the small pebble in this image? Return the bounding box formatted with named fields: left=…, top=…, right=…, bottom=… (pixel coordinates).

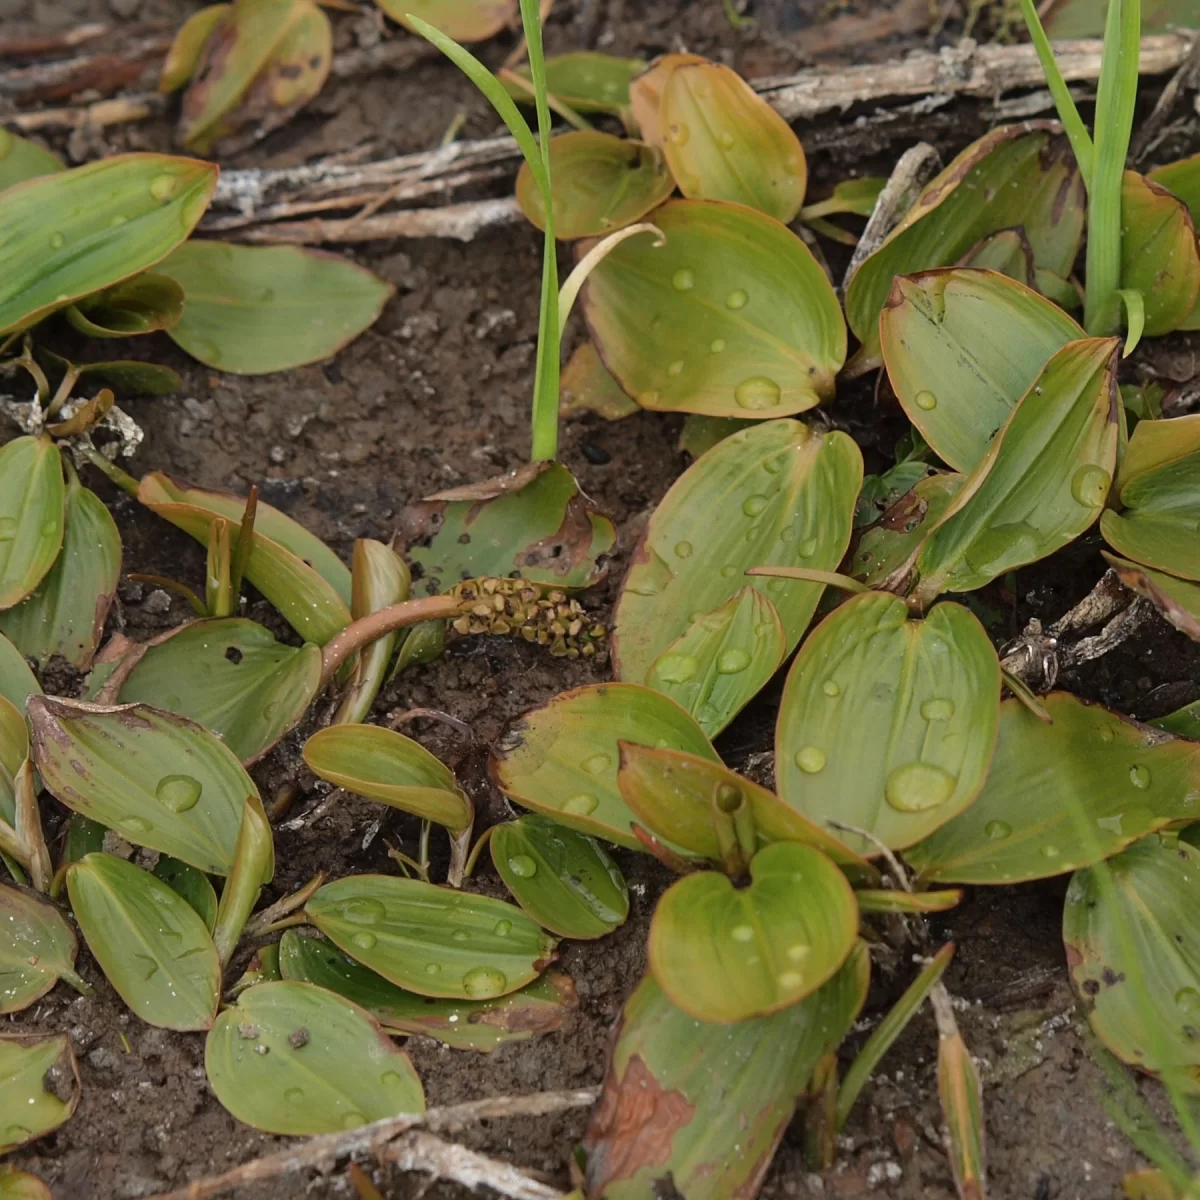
left=580, top=441, right=611, bottom=465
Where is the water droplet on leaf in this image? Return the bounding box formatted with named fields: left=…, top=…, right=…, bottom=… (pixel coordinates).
left=155, top=774, right=202, bottom=813
left=493, top=919, right=512, bottom=936
left=795, top=746, right=826, bottom=774
left=672, top=268, right=696, bottom=291
left=717, top=648, right=751, bottom=674
left=667, top=360, right=684, bottom=377
left=1071, top=464, right=1111, bottom=508
left=150, top=173, right=177, bottom=202
left=985, top=820, right=1011, bottom=840
left=674, top=541, right=693, bottom=558
left=725, top=289, right=748, bottom=309
left=734, top=377, right=781, bottom=410
left=915, top=390, right=937, bottom=411
left=742, top=494, right=769, bottom=517
left=884, top=762, right=956, bottom=812
left=463, top=966, right=507, bottom=999
left=352, top=932, right=376, bottom=950
left=507, top=854, right=537, bottom=878
left=730, top=924, right=754, bottom=942
left=49, top=231, right=64, bottom=250
left=655, top=653, right=698, bottom=683
left=121, top=816, right=153, bottom=835
left=710, top=338, right=726, bottom=353
left=1130, top=763, right=1151, bottom=789
left=822, top=679, right=840, bottom=697
left=920, top=698, right=955, bottom=721
left=339, top=898, right=385, bottom=925
left=563, top=792, right=599, bottom=815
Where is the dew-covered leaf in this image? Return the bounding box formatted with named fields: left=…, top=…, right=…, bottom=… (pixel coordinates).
left=0, top=437, right=64, bottom=612
left=879, top=268, right=1083, bottom=472
left=306, top=874, right=556, bottom=1000
left=1064, top=835, right=1200, bottom=1091
left=303, top=724, right=471, bottom=833
left=156, top=241, right=392, bottom=374
left=660, top=61, right=806, bottom=222
left=559, top=343, right=638, bottom=420
left=911, top=337, right=1120, bottom=606
left=0, top=130, right=63, bottom=193
left=906, top=694, right=1200, bottom=885
left=0, top=474, right=120, bottom=671
left=491, top=682, right=719, bottom=848
left=0, top=884, right=85, bottom=1014
left=1104, top=553, right=1200, bottom=642
left=116, top=619, right=321, bottom=764
left=491, top=815, right=628, bottom=939
left=153, top=856, right=219, bottom=931
left=67, top=852, right=219, bottom=1030
left=850, top=473, right=962, bottom=587
left=583, top=199, right=846, bottom=418
left=278, top=930, right=577, bottom=1052
left=29, top=696, right=259, bottom=876
left=0, top=1035, right=79, bottom=1153
left=615, top=419, right=861, bottom=686
left=583, top=945, right=869, bottom=1200
left=65, top=272, right=184, bottom=339
left=505, top=51, right=645, bottom=118
left=517, top=132, right=673, bottom=240
left=205, top=980, right=425, bottom=1134
left=0, top=154, right=217, bottom=335
left=376, top=0, right=515, bottom=41
left=776, top=593, right=999, bottom=857
left=398, top=461, right=615, bottom=594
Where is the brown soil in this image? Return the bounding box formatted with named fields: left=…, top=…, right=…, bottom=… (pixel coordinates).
left=3, top=1, right=1198, bottom=1197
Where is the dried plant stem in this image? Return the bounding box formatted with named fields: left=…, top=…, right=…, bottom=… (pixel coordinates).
left=320, top=594, right=462, bottom=683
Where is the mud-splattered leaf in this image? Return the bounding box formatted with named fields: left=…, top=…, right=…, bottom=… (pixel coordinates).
left=583, top=199, right=845, bottom=418
left=660, top=61, right=806, bottom=222
left=0, top=635, right=41, bottom=717
left=1065, top=835, right=1200, bottom=1092
left=0, top=131, right=63, bottom=193
left=649, top=842, right=857, bottom=1022
left=206, top=980, right=424, bottom=1134
left=29, top=696, right=259, bottom=876
left=911, top=337, right=1120, bottom=606
left=491, top=815, right=628, bottom=939
left=776, top=593, right=1000, bottom=856
left=879, top=268, right=1083, bottom=472
left=505, top=51, right=645, bottom=118
left=0, top=1035, right=79, bottom=1153
left=560, top=343, right=638, bottom=420
left=156, top=241, right=391, bottom=374
left=850, top=473, right=962, bottom=587
left=491, top=683, right=719, bottom=849
left=906, top=694, right=1200, bottom=885
left=583, top=944, right=869, bottom=1200
left=306, top=874, right=556, bottom=1001
left=1104, top=553, right=1200, bottom=642
left=0, top=884, right=85, bottom=1014
left=845, top=127, right=1085, bottom=364
left=303, top=724, right=471, bottom=833
left=153, top=856, right=219, bottom=931
left=279, top=930, right=576, bottom=1051
left=0, top=1168, right=52, bottom=1199
left=0, top=475, right=119, bottom=671
left=517, top=132, right=673, bottom=240
left=377, top=0, right=515, bottom=41
left=160, top=3, right=231, bottom=93
left=0, top=437, right=64, bottom=613
left=615, top=419, right=861, bottom=684
left=67, top=852, right=219, bottom=1030
left=65, top=272, right=184, bottom=339
left=138, top=473, right=351, bottom=645
left=116, top=618, right=321, bottom=764
left=398, top=461, right=614, bottom=594
left=0, top=154, right=217, bottom=336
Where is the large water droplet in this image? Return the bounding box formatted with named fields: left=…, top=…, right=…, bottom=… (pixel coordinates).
left=778, top=970, right=804, bottom=990
left=667, top=122, right=691, bottom=146
left=451, top=929, right=469, bottom=942
left=425, top=963, right=440, bottom=974
left=717, top=648, right=751, bottom=674
left=920, top=698, right=955, bottom=721
left=494, top=919, right=512, bottom=936
left=674, top=540, right=693, bottom=559
left=914, top=390, right=937, bottom=411
left=582, top=752, right=611, bottom=776
left=150, top=173, right=177, bottom=202
left=884, top=762, right=956, bottom=812
left=734, top=377, right=781, bottom=411
left=463, top=966, right=507, bottom=999
left=710, top=338, right=726, bottom=354
left=730, top=924, right=754, bottom=942
left=563, top=792, right=599, bottom=816
left=786, top=944, right=810, bottom=962
left=339, top=897, right=385, bottom=925
left=352, top=931, right=377, bottom=950
left=121, top=816, right=153, bottom=835
left=49, top=231, right=65, bottom=250
left=985, top=820, right=1011, bottom=840
left=798, top=536, right=818, bottom=557
left=341, top=1111, right=367, bottom=1130
left=507, top=855, right=537, bottom=878
left=1130, top=763, right=1151, bottom=789
left=155, top=774, right=202, bottom=813
left=742, top=494, right=769, bottom=517
left=725, top=289, right=748, bottom=310
left=795, top=746, right=826, bottom=774
left=1176, top=987, right=1200, bottom=1016
left=655, top=653, right=698, bottom=683
left=672, top=268, right=696, bottom=291
left=1071, top=464, right=1111, bottom=508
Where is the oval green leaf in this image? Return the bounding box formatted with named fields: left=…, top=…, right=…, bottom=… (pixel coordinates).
left=583, top=198, right=846, bottom=418
left=505, top=51, right=645, bottom=117
left=306, top=874, right=557, bottom=1000
left=1121, top=171, right=1200, bottom=337
left=0, top=1035, right=79, bottom=1153
left=160, top=3, right=231, bottom=93
left=29, top=696, right=259, bottom=876
left=906, top=694, right=1200, bottom=885
left=377, top=0, right=515, bottom=41
left=205, top=979, right=425, bottom=1134
left=491, top=815, right=628, bottom=939
left=491, top=682, right=719, bottom=848
left=0, top=1168, right=52, bottom=1199
left=776, top=593, right=1000, bottom=855
left=0, top=884, right=85, bottom=1014
left=153, top=856, right=219, bottom=931
left=0, top=437, right=64, bottom=612
left=156, top=241, right=393, bottom=375
left=0, top=130, right=63, bottom=193
left=302, top=724, right=471, bottom=833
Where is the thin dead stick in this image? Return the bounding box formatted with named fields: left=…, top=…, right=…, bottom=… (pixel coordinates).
left=321, top=593, right=462, bottom=682
left=0, top=34, right=171, bottom=103
left=149, top=1089, right=598, bottom=1200
left=7, top=91, right=163, bottom=133
left=385, top=1130, right=567, bottom=1200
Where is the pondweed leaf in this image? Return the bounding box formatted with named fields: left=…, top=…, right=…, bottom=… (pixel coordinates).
left=138, top=473, right=351, bottom=644
left=677, top=414, right=753, bottom=457
left=160, top=3, right=231, bottom=93
left=660, top=60, right=807, bottom=222
left=583, top=945, right=869, bottom=1200
left=279, top=930, right=577, bottom=1052
left=491, top=816, right=628, bottom=939
left=879, top=269, right=1082, bottom=472
left=614, top=419, right=861, bottom=684
left=906, top=694, right=1200, bottom=885
left=306, top=874, right=556, bottom=1000
left=491, top=683, right=719, bottom=848
left=29, top=697, right=258, bottom=876
left=910, top=337, right=1120, bottom=606
left=67, top=852, right=220, bottom=1030
left=775, top=593, right=1000, bottom=855
left=398, top=461, right=615, bottom=594
left=0, top=154, right=217, bottom=335
left=0, top=130, right=63, bottom=193
left=376, top=0, right=516, bottom=41
left=65, top=272, right=185, bottom=338
left=649, top=842, right=858, bottom=1023
left=116, top=619, right=321, bottom=764
left=302, top=724, right=472, bottom=833
left=0, top=1035, right=79, bottom=1153
left=0, top=885, right=85, bottom=1014
left=516, top=132, right=673, bottom=239
left=156, top=241, right=393, bottom=374
left=957, top=228, right=1037, bottom=285
left=845, top=126, right=1085, bottom=366
left=0, top=634, right=41, bottom=716
left=205, top=980, right=424, bottom=1134
left=153, top=856, right=219, bottom=931
left=1120, top=172, right=1200, bottom=337
left=211, top=790, right=274, bottom=966
left=583, top=199, right=846, bottom=418
left=0, top=473, right=120, bottom=670
left=1115, top=413, right=1200, bottom=494
left=504, top=51, right=646, bottom=119
left=559, top=343, right=638, bottom=420
left=1104, top=553, right=1200, bottom=642
left=628, top=52, right=707, bottom=149
left=0, top=437, right=64, bottom=612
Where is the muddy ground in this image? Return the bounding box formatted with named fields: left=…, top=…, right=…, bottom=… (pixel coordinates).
left=4, top=0, right=1200, bottom=1196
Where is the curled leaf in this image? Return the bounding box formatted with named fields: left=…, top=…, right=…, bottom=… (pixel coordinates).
left=505, top=51, right=646, bottom=118
left=65, top=272, right=185, bottom=339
